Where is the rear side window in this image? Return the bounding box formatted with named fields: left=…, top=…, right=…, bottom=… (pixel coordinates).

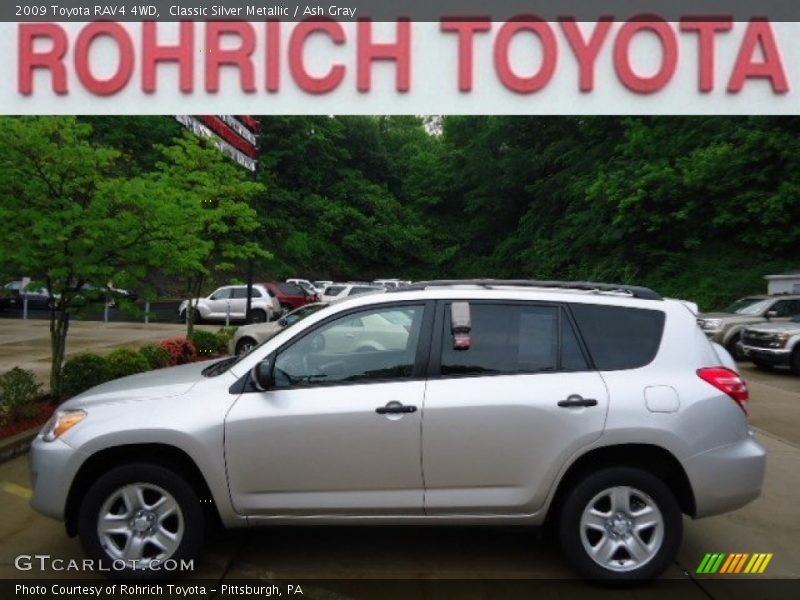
left=570, top=304, right=665, bottom=370
left=325, top=286, right=345, bottom=296
left=440, top=303, right=588, bottom=376
left=278, top=283, right=304, bottom=295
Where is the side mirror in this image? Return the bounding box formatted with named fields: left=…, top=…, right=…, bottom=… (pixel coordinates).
left=250, top=360, right=273, bottom=391
left=765, top=310, right=778, bottom=319
left=278, top=316, right=288, bottom=327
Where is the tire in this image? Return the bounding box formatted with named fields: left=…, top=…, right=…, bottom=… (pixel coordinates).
left=751, top=359, right=774, bottom=371
left=235, top=337, right=258, bottom=356
left=248, top=309, right=267, bottom=324
left=791, top=348, right=800, bottom=376
left=726, top=335, right=743, bottom=361
left=78, top=463, right=205, bottom=580
left=558, top=467, right=682, bottom=582
left=180, top=308, right=202, bottom=324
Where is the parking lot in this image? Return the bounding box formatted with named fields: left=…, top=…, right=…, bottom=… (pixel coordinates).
left=0, top=318, right=798, bottom=600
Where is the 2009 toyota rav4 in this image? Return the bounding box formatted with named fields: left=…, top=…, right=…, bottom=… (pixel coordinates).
left=30, top=280, right=766, bottom=581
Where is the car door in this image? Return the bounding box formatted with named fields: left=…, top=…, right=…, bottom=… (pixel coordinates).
left=228, top=287, right=251, bottom=318
left=224, top=302, right=432, bottom=516
left=422, top=301, right=609, bottom=515
left=206, top=287, right=232, bottom=318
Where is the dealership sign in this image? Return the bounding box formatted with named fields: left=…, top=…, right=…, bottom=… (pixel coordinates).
left=2, top=19, right=799, bottom=114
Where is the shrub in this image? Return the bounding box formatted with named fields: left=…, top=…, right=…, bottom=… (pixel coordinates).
left=61, top=353, right=112, bottom=398
left=107, top=348, right=150, bottom=379
left=139, top=344, right=171, bottom=370
left=158, top=338, right=197, bottom=366
left=190, top=330, right=226, bottom=356
left=0, top=367, right=42, bottom=423
left=216, top=326, right=238, bottom=348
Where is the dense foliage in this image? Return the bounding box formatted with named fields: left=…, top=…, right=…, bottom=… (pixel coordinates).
left=251, top=116, right=799, bottom=310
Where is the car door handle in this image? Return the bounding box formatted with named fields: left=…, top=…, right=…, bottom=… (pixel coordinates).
left=376, top=402, right=418, bottom=415
left=557, top=395, right=598, bottom=408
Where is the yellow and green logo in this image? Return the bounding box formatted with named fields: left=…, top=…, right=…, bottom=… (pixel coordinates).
left=696, top=553, right=773, bottom=574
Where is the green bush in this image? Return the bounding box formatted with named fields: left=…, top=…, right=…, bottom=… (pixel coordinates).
left=190, top=330, right=226, bottom=356
left=61, top=353, right=112, bottom=398
left=216, top=327, right=238, bottom=349
left=139, top=344, right=171, bottom=370
left=0, top=367, right=42, bottom=424
left=107, top=348, right=150, bottom=379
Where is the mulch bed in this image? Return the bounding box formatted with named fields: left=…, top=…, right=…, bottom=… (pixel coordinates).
left=0, top=401, right=57, bottom=440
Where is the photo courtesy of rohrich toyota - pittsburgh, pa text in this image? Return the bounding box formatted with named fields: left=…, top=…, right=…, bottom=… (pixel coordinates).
left=0, top=1, right=798, bottom=599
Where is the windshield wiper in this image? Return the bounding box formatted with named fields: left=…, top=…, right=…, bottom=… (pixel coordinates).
left=202, top=357, right=237, bottom=377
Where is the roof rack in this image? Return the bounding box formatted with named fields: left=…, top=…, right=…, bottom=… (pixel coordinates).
left=395, top=279, right=663, bottom=301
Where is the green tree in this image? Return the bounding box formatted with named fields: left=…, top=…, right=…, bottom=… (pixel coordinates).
left=0, top=117, right=264, bottom=396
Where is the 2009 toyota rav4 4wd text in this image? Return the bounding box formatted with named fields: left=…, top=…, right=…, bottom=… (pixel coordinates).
left=30, top=280, right=766, bottom=581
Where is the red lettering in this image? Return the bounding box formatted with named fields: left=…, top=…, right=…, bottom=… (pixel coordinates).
left=728, top=19, right=789, bottom=93
left=18, top=23, right=68, bottom=95
left=266, top=20, right=280, bottom=93
left=560, top=18, right=613, bottom=92
left=205, top=22, right=256, bottom=93
left=680, top=18, right=733, bottom=92
left=440, top=19, right=491, bottom=92
left=494, top=17, right=557, bottom=94
left=614, top=17, right=678, bottom=94
left=142, top=22, right=194, bottom=94
left=289, top=20, right=346, bottom=94
left=357, top=20, right=411, bottom=92
left=75, top=22, right=134, bottom=96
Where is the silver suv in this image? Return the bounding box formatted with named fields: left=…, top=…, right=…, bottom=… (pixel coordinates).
left=697, top=294, right=800, bottom=359
left=30, top=280, right=766, bottom=581
left=178, top=284, right=279, bottom=324
left=741, top=314, right=800, bottom=374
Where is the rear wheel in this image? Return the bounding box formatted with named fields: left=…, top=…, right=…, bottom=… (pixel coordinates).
left=78, top=464, right=204, bottom=579
left=726, top=334, right=743, bottom=361
left=558, top=467, right=681, bottom=581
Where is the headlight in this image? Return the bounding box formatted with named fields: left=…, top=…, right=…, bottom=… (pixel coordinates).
left=41, top=410, right=87, bottom=442
left=777, top=333, right=791, bottom=348
left=700, top=319, right=723, bottom=330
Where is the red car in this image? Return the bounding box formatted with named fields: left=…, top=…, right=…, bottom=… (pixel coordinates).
left=263, top=281, right=319, bottom=313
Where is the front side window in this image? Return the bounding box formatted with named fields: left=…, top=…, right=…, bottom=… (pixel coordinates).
left=770, top=299, right=800, bottom=317
left=440, top=303, right=584, bottom=376
left=273, top=305, right=425, bottom=387
left=210, top=288, right=232, bottom=300
left=324, top=285, right=345, bottom=296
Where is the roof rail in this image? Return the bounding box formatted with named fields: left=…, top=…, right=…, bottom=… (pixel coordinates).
left=395, top=279, right=663, bottom=301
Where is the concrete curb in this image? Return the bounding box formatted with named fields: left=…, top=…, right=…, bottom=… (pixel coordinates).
left=0, top=427, right=39, bottom=464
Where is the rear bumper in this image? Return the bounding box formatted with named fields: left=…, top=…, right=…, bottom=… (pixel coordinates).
left=683, top=433, right=766, bottom=518
left=741, top=345, right=791, bottom=366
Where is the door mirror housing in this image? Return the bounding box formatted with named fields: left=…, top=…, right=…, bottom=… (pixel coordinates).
left=765, top=310, right=778, bottom=319
left=250, top=360, right=274, bottom=392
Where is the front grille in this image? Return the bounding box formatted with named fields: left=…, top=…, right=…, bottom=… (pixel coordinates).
left=743, top=331, right=780, bottom=349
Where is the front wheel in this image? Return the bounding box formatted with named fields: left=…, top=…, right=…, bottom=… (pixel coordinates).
left=791, top=348, right=800, bottom=376
left=77, top=464, right=204, bottom=579
left=558, top=467, right=681, bottom=581
left=726, top=335, right=743, bottom=361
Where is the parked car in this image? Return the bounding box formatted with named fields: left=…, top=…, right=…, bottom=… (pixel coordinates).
left=373, top=279, right=410, bottom=289
left=178, top=285, right=279, bottom=324
left=30, top=279, right=765, bottom=581
left=697, top=294, right=800, bottom=359
left=230, top=303, right=327, bottom=356
left=740, top=314, right=800, bottom=374
left=321, top=283, right=384, bottom=303
left=265, top=281, right=319, bottom=313
left=286, top=278, right=322, bottom=296
left=1, top=280, right=52, bottom=310
left=313, top=280, right=333, bottom=291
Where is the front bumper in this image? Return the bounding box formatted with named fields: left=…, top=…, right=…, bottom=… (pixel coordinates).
left=29, top=436, right=87, bottom=522
left=683, top=433, right=767, bottom=518
left=741, top=344, right=791, bottom=366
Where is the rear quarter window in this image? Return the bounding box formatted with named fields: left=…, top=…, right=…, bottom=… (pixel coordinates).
left=570, top=304, right=665, bottom=370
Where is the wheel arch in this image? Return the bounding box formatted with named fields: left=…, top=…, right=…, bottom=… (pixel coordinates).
left=64, top=443, right=220, bottom=537
left=546, top=443, right=696, bottom=526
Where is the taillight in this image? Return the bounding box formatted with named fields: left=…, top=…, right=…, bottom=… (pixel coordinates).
left=697, top=367, right=749, bottom=415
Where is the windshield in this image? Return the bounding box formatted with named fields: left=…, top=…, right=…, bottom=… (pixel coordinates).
left=726, top=298, right=772, bottom=316
left=722, top=297, right=766, bottom=315
left=205, top=304, right=327, bottom=376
